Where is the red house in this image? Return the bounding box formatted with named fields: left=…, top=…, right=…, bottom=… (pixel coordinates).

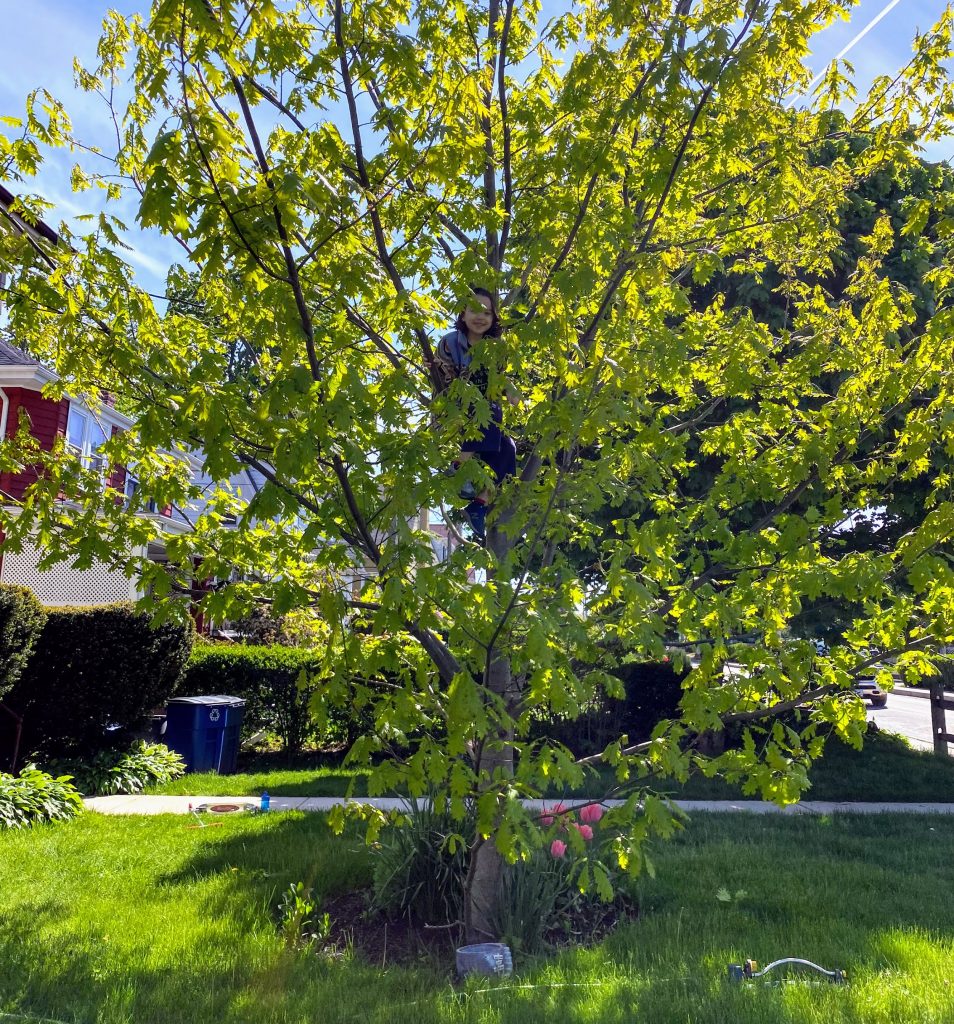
left=0, top=335, right=199, bottom=606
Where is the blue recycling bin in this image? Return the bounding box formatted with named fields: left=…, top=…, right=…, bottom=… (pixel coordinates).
left=163, top=695, right=246, bottom=774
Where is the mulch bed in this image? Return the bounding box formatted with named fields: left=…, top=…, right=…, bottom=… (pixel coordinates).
left=321, top=889, right=639, bottom=968
left=323, top=890, right=461, bottom=966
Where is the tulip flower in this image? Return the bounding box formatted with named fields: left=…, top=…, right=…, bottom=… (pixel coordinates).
left=550, top=839, right=567, bottom=859
left=580, top=803, right=603, bottom=824
left=541, top=802, right=568, bottom=827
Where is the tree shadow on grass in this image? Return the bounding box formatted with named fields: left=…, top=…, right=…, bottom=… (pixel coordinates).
left=156, top=811, right=374, bottom=903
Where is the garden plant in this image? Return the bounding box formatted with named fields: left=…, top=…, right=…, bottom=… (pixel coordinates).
left=50, top=741, right=186, bottom=797
left=2, top=0, right=954, bottom=939
left=0, top=764, right=83, bottom=829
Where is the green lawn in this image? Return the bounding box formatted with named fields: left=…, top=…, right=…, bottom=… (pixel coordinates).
left=150, top=731, right=954, bottom=803
left=151, top=762, right=373, bottom=797
left=2, top=810, right=954, bottom=1023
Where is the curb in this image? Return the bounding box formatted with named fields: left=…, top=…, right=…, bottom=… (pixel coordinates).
left=895, top=687, right=953, bottom=702
left=83, top=795, right=954, bottom=817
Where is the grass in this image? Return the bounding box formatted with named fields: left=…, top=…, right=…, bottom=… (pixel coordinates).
left=149, top=731, right=954, bottom=803
left=2, top=809, right=954, bottom=1023
left=151, top=761, right=372, bottom=797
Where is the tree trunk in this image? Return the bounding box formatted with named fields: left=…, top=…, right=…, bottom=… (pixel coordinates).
left=465, top=651, right=514, bottom=942
left=464, top=522, right=516, bottom=942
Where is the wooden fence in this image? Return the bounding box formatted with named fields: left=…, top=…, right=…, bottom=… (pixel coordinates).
left=931, top=682, right=954, bottom=758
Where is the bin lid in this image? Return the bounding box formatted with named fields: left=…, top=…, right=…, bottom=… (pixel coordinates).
left=167, top=695, right=246, bottom=707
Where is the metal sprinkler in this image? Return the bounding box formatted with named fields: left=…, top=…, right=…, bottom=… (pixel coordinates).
left=728, top=958, right=846, bottom=984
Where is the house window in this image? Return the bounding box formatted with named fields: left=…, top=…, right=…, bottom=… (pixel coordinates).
left=124, top=473, right=158, bottom=513
left=66, top=405, right=108, bottom=476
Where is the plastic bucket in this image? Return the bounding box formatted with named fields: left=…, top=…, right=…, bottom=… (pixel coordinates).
left=456, top=943, right=513, bottom=978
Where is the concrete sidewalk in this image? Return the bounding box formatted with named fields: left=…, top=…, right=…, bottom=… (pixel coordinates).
left=83, top=794, right=954, bottom=816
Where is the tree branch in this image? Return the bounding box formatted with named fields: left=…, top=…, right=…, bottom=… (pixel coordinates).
left=333, top=0, right=435, bottom=370
left=496, top=0, right=516, bottom=265
left=229, top=73, right=323, bottom=381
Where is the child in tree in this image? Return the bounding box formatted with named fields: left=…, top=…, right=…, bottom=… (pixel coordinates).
left=432, top=287, right=518, bottom=542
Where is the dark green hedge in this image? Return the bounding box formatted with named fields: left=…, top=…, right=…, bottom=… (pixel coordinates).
left=182, top=645, right=362, bottom=756
left=5, top=604, right=194, bottom=759
left=0, top=584, right=46, bottom=702
left=532, top=660, right=690, bottom=757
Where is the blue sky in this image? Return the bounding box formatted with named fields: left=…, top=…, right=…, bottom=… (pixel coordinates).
left=1, top=0, right=951, bottom=294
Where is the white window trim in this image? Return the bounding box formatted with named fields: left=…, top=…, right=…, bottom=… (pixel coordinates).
left=66, top=404, right=109, bottom=477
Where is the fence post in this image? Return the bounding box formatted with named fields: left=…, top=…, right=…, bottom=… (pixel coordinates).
left=931, top=681, right=953, bottom=758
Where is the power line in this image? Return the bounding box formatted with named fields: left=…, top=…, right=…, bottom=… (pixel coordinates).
left=794, top=0, right=907, bottom=104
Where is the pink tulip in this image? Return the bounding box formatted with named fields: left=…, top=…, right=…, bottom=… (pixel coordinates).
left=578, top=823, right=594, bottom=841
left=580, top=803, right=604, bottom=824
left=550, top=839, right=567, bottom=859
left=541, top=802, right=568, bottom=827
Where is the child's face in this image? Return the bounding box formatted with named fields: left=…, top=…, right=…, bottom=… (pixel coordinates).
left=462, top=294, right=494, bottom=337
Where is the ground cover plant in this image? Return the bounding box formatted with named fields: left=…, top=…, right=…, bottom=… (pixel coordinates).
left=52, top=741, right=186, bottom=796
left=5, top=0, right=954, bottom=936
left=1, top=811, right=954, bottom=1023
left=0, top=765, right=83, bottom=829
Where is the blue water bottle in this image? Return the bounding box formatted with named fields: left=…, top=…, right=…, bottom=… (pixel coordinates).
left=260, top=791, right=270, bottom=812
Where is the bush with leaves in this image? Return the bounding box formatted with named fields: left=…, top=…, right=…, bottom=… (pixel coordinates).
left=227, top=607, right=327, bottom=647
left=0, top=584, right=46, bottom=702
left=4, top=604, right=194, bottom=760
left=50, top=741, right=186, bottom=796
left=929, top=657, right=954, bottom=691
left=183, top=644, right=368, bottom=755
left=533, top=658, right=690, bottom=757
left=0, top=765, right=83, bottom=829
left=371, top=798, right=645, bottom=952
left=493, top=800, right=656, bottom=953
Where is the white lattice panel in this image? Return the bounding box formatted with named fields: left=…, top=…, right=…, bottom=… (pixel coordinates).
left=0, top=539, right=138, bottom=606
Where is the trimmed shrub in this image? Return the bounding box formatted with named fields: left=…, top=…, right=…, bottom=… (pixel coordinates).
left=533, top=659, right=689, bottom=757
left=183, top=645, right=350, bottom=755
left=5, top=604, right=194, bottom=759
left=0, top=584, right=46, bottom=701
left=0, top=764, right=83, bottom=829
left=50, top=741, right=186, bottom=796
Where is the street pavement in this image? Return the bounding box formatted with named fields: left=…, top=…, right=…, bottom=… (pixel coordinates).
left=869, top=687, right=940, bottom=751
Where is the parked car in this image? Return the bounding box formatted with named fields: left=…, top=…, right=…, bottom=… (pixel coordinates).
left=854, top=677, right=888, bottom=708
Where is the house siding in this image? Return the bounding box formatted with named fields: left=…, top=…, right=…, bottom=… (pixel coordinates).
left=0, top=388, right=69, bottom=501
